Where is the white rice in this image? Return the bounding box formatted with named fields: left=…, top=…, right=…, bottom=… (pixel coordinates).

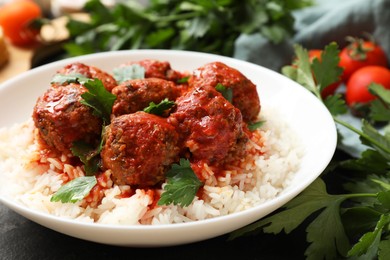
left=0, top=107, right=304, bottom=225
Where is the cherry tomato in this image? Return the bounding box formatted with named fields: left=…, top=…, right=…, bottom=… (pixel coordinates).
left=308, top=49, right=342, bottom=98
left=339, top=39, right=388, bottom=82
left=346, top=66, right=390, bottom=106
left=0, top=0, right=42, bottom=46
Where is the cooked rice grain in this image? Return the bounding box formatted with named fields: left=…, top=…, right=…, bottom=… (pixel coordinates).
left=0, top=107, right=304, bottom=225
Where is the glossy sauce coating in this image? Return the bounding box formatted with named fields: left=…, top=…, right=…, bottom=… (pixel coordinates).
left=33, top=60, right=261, bottom=188
left=56, top=62, right=117, bottom=92
left=101, top=112, right=180, bottom=187
left=189, top=62, right=260, bottom=122
left=168, top=87, right=245, bottom=179
left=111, top=78, right=181, bottom=117
left=123, top=59, right=186, bottom=82
left=33, top=83, right=102, bottom=153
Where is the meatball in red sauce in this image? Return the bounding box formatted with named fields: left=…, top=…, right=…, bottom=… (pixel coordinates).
left=122, top=59, right=187, bottom=82
left=168, top=86, right=245, bottom=174
left=33, top=83, right=103, bottom=153
left=111, top=78, right=181, bottom=117
left=189, top=62, right=260, bottom=122
left=101, top=112, right=180, bottom=187
left=55, top=62, right=117, bottom=92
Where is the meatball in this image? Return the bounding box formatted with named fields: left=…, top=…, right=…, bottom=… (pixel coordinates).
left=168, top=86, right=245, bottom=165
left=111, top=78, right=180, bottom=117
left=33, top=83, right=102, bottom=153
left=121, top=59, right=186, bottom=82
left=55, top=62, right=117, bottom=92
left=189, top=62, right=260, bottom=122
left=101, top=112, right=180, bottom=187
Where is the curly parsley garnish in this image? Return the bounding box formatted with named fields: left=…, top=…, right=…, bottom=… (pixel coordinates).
left=158, top=158, right=203, bottom=207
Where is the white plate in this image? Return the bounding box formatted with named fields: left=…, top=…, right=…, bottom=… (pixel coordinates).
left=0, top=50, right=337, bottom=247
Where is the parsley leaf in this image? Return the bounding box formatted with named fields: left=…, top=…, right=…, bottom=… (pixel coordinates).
left=248, top=121, right=265, bottom=131
left=379, top=238, right=390, bottom=259
left=80, top=78, right=116, bottom=124
left=50, top=176, right=97, bottom=203
left=51, top=73, right=90, bottom=85
left=283, top=44, right=316, bottom=94
left=158, top=158, right=203, bottom=208
left=215, top=83, right=233, bottom=103
left=143, top=98, right=175, bottom=116
left=282, top=42, right=345, bottom=115
left=176, top=76, right=189, bottom=84
left=323, top=94, right=347, bottom=116
left=340, top=149, right=389, bottom=175
left=229, top=178, right=353, bottom=259
left=112, top=64, right=145, bottom=83
left=311, top=43, right=343, bottom=93
left=51, top=75, right=117, bottom=124
left=369, top=83, right=390, bottom=122
left=348, top=214, right=390, bottom=258
left=360, top=120, right=390, bottom=160
left=71, top=141, right=101, bottom=176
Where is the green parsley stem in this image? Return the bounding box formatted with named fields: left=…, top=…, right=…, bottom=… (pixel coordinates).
left=156, top=12, right=199, bottom=23
left=342, top=192, right=377, bottom=199
left=333, top=116, right=363, bottom=135
left=333, top=116, right=390, bottom=154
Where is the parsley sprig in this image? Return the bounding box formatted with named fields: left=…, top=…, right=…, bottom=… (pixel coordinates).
left=50, top=75, right=116, bottom=202
left=158, top=158, right=203, bottom=208
left=80, top=78, right=116, bottom=124
left=230, top=43, right=390, bottom=259
left=143, top=98, right=176, bottom=116
left=50, top=176, right=97, bottom=203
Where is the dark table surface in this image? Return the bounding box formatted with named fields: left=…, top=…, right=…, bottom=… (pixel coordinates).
left=1, top=201, right=308, bottom=260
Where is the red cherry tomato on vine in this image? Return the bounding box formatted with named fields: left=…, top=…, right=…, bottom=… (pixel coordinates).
left=308, top=49, right=342, bottom=98
left=339, top=39, right=388, bottom=83
left=0, top=0, right=42, bottom=46
left=346, top=66, right=390, bottom=106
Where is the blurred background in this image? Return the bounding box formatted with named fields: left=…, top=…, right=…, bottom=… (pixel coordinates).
left=1, top=0, right=388, bottom=82
left=1, top=1, right=390, bottom=259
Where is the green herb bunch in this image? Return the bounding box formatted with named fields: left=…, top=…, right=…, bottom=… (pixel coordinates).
left=230, top=43, right=390, bottom=259
left=64, top=0, right=312, bottom=57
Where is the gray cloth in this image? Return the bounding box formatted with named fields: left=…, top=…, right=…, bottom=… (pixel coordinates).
left=234, top=0, right=390, bottom=72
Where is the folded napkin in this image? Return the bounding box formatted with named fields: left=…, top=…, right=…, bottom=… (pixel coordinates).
left=234, top=0, right=390, bottom=72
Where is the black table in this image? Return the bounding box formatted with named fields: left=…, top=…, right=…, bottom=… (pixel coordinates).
left=1, top=202, right=308, bottom=260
